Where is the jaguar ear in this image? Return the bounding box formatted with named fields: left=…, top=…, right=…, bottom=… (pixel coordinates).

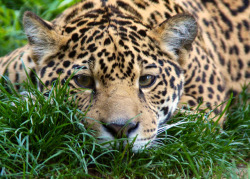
left=151, top=14, right=197, bottom=63
left=23, top=11, right=61, bottom=63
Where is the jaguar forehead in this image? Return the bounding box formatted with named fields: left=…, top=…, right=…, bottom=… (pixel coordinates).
left=71, top=27, right=152, bottom=83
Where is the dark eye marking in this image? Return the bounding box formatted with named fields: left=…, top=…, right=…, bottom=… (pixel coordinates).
left=145, top=64, right=157, bottom=69
left=72, top=65, right=88, bottom=70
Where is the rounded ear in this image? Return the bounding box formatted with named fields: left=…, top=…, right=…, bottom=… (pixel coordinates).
left=23, top=11, right=61, bottom=63
left=150, top=14, right=197, bottom=62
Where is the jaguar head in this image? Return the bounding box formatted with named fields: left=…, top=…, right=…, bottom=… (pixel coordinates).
left=23, top=8, right=197, bottom=151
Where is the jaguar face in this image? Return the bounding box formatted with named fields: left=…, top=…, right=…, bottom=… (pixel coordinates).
left=23, top=9, right=197, bottom=151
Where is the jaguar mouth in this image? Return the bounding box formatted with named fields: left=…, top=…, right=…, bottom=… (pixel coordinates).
left=98, top=131, right=157, bottom=152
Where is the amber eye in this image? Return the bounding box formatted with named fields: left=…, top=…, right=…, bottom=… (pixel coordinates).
left=139, top=75, right=156, bottom=88
left=74, top=75, right=95, bottom=89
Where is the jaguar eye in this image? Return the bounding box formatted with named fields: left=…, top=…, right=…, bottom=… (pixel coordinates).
left=74, top=75, right=95, bottom=89
left=139, top=75, right=156, bottom=88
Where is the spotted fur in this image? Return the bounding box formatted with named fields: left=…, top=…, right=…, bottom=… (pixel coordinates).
left=0, top=0, right=249, bottom=151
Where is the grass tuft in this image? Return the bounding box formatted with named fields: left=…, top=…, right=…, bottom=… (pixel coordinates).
left=0, top=76, right=249, bottom=178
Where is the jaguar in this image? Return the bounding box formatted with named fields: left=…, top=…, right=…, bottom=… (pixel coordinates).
left=0, top=0, right=249, bottom=151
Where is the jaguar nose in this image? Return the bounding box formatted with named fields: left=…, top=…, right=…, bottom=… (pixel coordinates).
left=103, top=122, right=139, bottom=138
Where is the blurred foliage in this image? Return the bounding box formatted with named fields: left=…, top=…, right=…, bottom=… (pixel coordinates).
left=0, top=0, right=81, bottom=56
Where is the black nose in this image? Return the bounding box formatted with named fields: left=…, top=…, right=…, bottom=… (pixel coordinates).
left=103, top=122, right=139, bottom=138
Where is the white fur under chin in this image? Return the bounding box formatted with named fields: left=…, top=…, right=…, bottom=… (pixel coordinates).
left=99, top=138, right=152, bottom=152
left=98, top=121, right=188, bottom=152
left=98, top=128, right=154, bottom=152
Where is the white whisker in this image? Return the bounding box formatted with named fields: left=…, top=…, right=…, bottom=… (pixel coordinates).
left=157, top=121, right=189, bottom=135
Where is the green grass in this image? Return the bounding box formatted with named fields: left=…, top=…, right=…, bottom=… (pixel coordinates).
left=0, top=1, right=250, bottom=178
left=0, top=75, right=249, bottom=178
left=0, top=0, right=81, bottom=56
